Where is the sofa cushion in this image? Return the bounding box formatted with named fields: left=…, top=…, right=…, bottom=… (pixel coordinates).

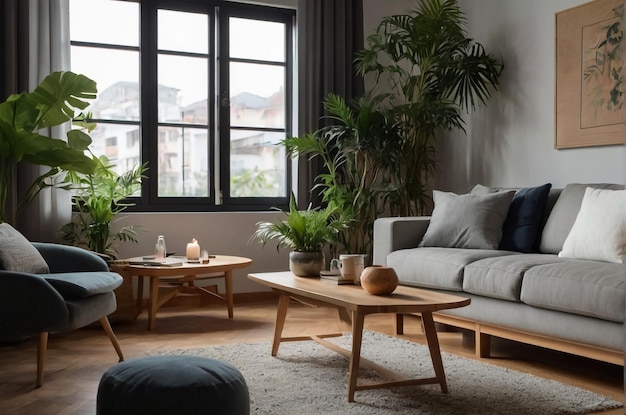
left=463, top=254, right=563, bottom=301
left=472, top=183, right=552, bottom=253
left=0, top=223, right=50, bottom=274
left=520, top=261, right=625, bottom=322
left=539, top=183, right=624, bottom=254
left=420, top=190, right=515, bottom=250
left=558, top=188, right=625, bottom=264
left=388, top=247, right=517, bottom=291
left=44, top=272, right=123, bottom=300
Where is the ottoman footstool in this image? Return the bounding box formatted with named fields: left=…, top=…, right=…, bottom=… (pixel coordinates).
left=97, top=355, right=249, bottom=415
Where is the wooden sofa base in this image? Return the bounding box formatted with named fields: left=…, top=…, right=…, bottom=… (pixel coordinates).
left=396, top=313, right=623, bottom=366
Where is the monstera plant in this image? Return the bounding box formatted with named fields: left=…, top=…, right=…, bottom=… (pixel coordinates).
left=0, top=71, right=98, bottom=224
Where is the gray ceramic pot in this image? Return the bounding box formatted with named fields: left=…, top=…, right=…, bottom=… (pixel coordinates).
left=289, top=251, right=324, bottom=277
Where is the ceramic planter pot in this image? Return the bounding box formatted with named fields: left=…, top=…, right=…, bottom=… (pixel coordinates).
left=289, top=251, right=324, bottom=277
left=360, top=265, right=399, bottom=295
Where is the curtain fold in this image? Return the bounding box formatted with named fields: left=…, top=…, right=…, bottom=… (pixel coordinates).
left=1, top=0, right=71, bottom=241
left=296, top=0, right=364, bottom=208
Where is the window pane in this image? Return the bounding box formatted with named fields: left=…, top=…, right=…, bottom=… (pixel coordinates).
left=230, top=63, right=285, bottom=129
left=230, top=130, right=286, bottom=197
left=230, top=18, right=285, bottom=62
left=158, top=55, right=208, bottom=123
left=84, top=123, right=142, bottom=179
left=70, top=0, right=139, bottom=47
left=157, top=127, right=209, bottom=197
left=158, top=10, right=208, bottom=54
left=71, top=47, right=140, bottom=121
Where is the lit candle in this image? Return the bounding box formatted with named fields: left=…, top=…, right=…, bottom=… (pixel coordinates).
left=186, top=238, right=200, bottom=260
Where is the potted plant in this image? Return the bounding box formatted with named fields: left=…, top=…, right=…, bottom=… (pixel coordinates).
left=250, top=193, right=350, bottom=277
left=0, top=71, right=98, bottom=224
left=60, top=155, right=147, bottom=259
left=282, top=93, right=402, bottom=262
left=356, top=0, right=503, bottom=215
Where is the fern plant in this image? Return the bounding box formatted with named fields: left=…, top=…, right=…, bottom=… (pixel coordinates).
left=250, top=193, right=350, bottom=252
left=60, top=156, right=147, bottom=259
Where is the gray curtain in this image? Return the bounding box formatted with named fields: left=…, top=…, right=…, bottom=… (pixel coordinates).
left=1, top=0, right=71, bottom=241
left=296, top=0, right=364, bottom=208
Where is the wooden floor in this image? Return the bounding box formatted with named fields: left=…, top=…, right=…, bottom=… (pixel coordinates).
left=0, top=300, right=623, bottom=414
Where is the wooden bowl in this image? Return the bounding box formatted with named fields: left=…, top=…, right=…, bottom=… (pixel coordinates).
left=360, top=265, right=398, bottom=295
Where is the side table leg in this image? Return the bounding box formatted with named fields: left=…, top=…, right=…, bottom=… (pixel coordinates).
left=225, top=271, right=234, bottom=318
left=136, top=275, right=144, bottom=316
left=148, top=277, right=159, bottom=330
left=422, top=311, right=448, bottom=393
left=347, top=310, right=365, bottom=402
left=271, top=294, right=290, bottom=356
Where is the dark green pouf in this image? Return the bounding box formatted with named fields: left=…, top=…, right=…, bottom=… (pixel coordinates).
left=97, top=355, right=249, bottom=415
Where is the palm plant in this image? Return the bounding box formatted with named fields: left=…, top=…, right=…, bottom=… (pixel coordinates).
left=0, top=71, right=98, bottom=224
left=282, top=94, right=402, bottom=260
left=250, top=193, right=350, bottom=253
left=356, top=0, right=503, bottom=215
left=60, top=156, right=147, bottom=259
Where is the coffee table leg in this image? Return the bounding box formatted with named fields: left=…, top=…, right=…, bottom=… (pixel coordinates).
left=225, top=270, right=234, bottom=318
left=271, top=293, right=290, bottom=356
left=422, top=311, right=448, bottom=393
left=347, top=310, right=365, bottom=402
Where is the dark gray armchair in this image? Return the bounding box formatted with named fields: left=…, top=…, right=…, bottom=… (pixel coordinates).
left=0, top=231, right=125, bottom=387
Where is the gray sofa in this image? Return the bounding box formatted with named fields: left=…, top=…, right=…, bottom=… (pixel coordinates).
left=373, top=183, right=624, bottom=365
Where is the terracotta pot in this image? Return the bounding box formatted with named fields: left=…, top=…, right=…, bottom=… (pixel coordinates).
left=360, top=265, right=399, bottom=295
left=289, top=251, right=324, bottom=277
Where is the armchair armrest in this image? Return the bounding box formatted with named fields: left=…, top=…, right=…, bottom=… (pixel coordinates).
left=0, top=272, right=69, bottom=335
left=373, top=217, right=431, bottom=266
left=32, top=243, right=109, bottom=273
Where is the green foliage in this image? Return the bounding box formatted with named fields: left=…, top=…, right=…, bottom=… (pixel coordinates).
left=283, top=94, right=402, bottom=259
left=0, top=71, right=98, bottom=223
left=355, top=0, right=503, bottom=215
left=250, top=193, right=350, bottom=252
left=60, top=156, right=147, bottom=258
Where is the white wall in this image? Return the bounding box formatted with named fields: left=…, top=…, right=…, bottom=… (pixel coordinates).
left=364, top=0, right=624, bottom=194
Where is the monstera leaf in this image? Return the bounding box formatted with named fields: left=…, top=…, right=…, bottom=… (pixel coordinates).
left=0, top=71, right=98, bottom=223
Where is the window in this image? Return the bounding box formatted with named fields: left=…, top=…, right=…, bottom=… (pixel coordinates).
left=70, top=0, right=294, bottom=211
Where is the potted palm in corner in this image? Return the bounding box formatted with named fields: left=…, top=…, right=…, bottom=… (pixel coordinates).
left=250, top=194, right=350, bottom=277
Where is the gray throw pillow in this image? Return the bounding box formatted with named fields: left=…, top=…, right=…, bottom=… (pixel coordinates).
left=420, top=190, right=515, bottom=249
left=0, top=223, right=50, bottom=274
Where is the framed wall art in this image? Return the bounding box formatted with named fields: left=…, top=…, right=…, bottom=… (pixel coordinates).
left=555, top=0, right=624, bottom=148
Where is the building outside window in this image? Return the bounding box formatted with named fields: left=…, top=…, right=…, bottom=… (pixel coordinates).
left=69, top=0, right=294, bottom=211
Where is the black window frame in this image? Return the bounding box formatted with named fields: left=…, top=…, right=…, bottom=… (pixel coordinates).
left=70, top=0, right=295, bottom=213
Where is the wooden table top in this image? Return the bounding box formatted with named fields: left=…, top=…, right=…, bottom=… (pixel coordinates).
left=248, top=271, right=470, bottom=314
left=117, top=255, right=252, bottom=277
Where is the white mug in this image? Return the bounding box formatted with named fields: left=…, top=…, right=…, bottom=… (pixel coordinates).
left=330, top=254, right=366, bottom=284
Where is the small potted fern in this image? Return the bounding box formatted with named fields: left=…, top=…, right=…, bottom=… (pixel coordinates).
left=60, top=155, right=147, bottom=260
left=251, top=194, right=350, bottom=277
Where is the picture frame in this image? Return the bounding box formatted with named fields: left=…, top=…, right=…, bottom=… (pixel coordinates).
left=555, top=0, right=624, bottom=149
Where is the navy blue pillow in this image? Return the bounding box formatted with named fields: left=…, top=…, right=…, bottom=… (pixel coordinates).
left=499, top=183, right=552, bottom=253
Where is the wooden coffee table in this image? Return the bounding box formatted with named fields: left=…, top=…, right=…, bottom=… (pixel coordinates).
left=248, top=271, right=470, bottom=402
left=119, top=255, right=252, bottom=330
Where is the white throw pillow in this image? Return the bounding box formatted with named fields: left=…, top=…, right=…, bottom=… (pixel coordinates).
left=558, top=188, right=626, bottom=263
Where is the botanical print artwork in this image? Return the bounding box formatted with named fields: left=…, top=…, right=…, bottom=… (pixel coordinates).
left=580, top=5, right=623, bottom=129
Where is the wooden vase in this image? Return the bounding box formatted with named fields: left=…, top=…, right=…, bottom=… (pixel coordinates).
left=360, top=265, right=399, bottom=295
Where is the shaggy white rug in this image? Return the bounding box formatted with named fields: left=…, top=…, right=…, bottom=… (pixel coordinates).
left=149, top=331, right=622, bottom=415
